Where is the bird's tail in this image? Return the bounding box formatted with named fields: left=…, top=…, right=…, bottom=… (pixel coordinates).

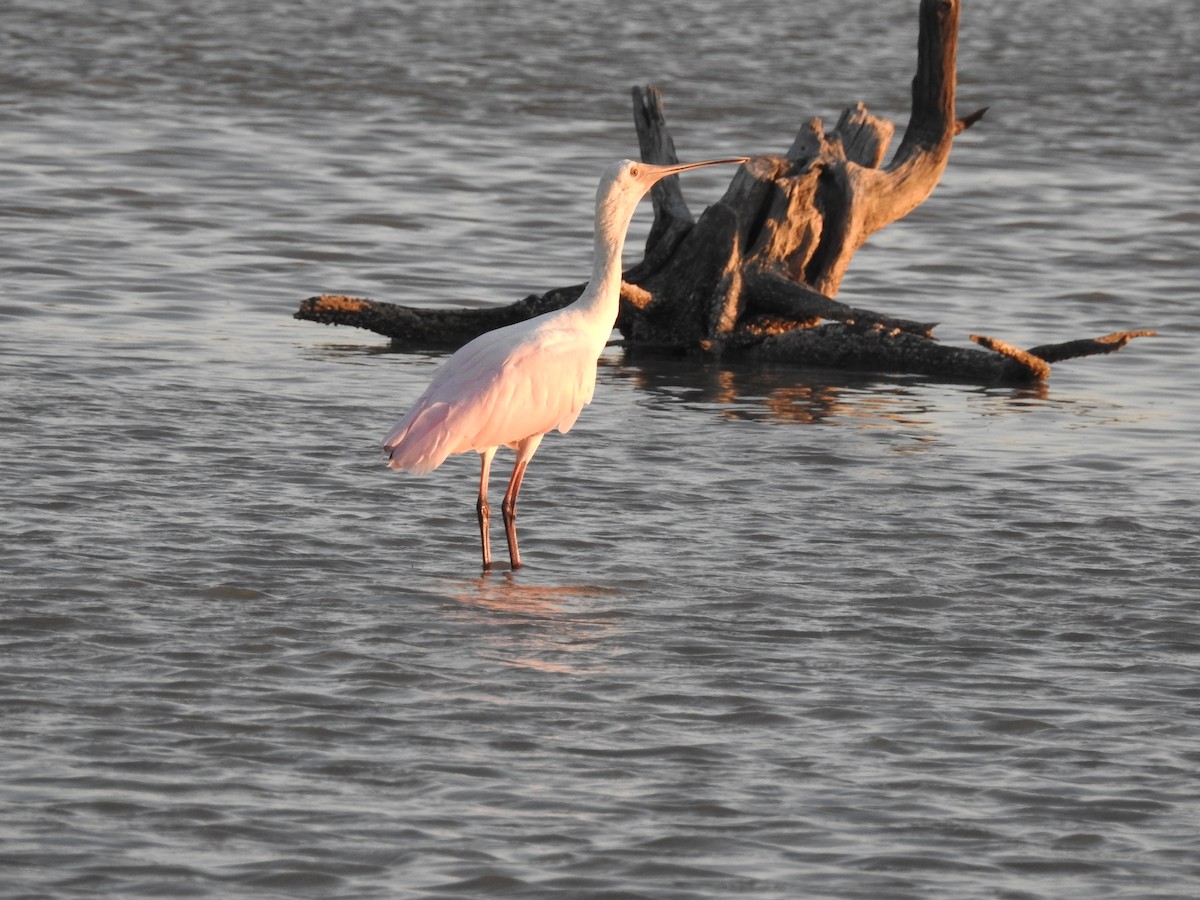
left=382, top=402, right=453, bottom=474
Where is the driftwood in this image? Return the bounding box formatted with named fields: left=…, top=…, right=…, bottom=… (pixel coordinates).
left=295, top=0, right=1153, bottom=384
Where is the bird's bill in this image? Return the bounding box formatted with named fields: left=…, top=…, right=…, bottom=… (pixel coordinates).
left=647, top=157, right=750, bottom=178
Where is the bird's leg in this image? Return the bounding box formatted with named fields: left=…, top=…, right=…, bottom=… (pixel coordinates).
left=501, top=459, right=528, bottom=571
left=477, top=448, right=496, bottom=571
left=502, top=436, right=543, bottom=571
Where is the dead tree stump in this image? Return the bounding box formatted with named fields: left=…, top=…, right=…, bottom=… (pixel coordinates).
left=295, top=0, right=1153, bottom=384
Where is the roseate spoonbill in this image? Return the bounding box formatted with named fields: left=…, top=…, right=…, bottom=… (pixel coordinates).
left=384, top=155, right=749, bottom=570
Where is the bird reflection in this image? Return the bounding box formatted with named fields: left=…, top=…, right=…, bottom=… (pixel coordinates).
left=449, top=575, right=617, bottom=615
left=445, top=577, right=619, bottom=675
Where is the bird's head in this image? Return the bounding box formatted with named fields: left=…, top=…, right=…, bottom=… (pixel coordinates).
left=600, top=156, right=750, bottom=202
left=593, top=156, right=750, bottom=239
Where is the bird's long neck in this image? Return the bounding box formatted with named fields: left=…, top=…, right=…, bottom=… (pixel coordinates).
left=573, top=186, right=644, bottom=325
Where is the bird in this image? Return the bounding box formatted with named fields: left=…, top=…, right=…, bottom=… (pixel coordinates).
left=383, top=155, right=750, bottom=571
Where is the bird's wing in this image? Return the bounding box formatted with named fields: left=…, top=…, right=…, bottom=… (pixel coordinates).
left=384, top=312, right=600, bottom=473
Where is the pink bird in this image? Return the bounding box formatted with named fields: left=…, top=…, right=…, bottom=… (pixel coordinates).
left=384, top=156, right=749, bottom=570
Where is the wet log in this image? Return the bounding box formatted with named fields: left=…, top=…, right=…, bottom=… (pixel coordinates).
left=295, top=287, right=582, bottom=350
left=295, top=0, right=1154, bottom=383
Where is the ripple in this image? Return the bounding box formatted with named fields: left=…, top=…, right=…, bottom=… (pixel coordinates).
left=2, top=0, right=1198, bottom=897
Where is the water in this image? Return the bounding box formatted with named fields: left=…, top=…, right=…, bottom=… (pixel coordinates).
left=2, top=1, right=1199, bottom=897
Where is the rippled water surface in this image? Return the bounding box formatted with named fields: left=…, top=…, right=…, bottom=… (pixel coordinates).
left=3, top=1, right=1199, bottom=897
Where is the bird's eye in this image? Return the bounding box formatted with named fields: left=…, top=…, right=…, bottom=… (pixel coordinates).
left=629, top=165, right=640, bottom=177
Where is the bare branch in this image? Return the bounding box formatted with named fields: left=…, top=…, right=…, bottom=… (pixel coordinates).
left=1027, top=330, right=1158, bottom=363
left=970, top=333, right=1052, bottom=380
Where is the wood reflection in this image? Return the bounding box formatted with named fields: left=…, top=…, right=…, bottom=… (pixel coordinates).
left=606, top=355, right=1052, bottom=428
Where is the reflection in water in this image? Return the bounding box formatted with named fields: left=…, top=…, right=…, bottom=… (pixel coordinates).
left=449, top=574, right=617, bottom=615
left=445, top=576, right=622, bottom=675
left=609, top=353, right=939, bottom=426
left=604, top=352, right=1141, bottom=431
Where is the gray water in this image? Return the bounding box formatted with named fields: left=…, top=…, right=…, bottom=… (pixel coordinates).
left=3, top=1, right=1199, bottom=897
